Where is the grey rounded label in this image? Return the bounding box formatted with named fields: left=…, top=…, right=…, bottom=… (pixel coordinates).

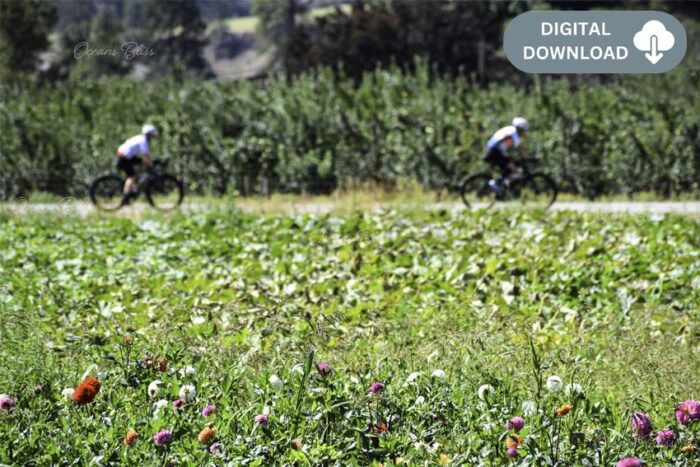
left=504, top=11, right=687, bottom=73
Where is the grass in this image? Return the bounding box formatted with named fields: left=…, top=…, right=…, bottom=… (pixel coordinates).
left=0, top=208, right=699, bottom=465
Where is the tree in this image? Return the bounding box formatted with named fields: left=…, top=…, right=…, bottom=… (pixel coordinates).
left=0, top=0, right=57, bottom=77
left=142, top=0, right=211, bottom=77
left=70, top=11, right=131, bottom=79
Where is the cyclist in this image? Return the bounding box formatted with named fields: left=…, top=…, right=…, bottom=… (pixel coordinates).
left=116, top=124, right=158, bottom=205
left=484, top=117, right=531, bottom=191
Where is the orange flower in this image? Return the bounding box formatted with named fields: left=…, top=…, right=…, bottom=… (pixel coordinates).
left=198, top=425, right=216, bottom=444
left=291, top=438, right=303, bottom=450
left=371, top=422, right=388, bottom=433
left=155, top=357, right=167, bottom=372
left=681, top=445, right=696, bottom=453
left=556, top=404, right=573, bottom=416
left=506, top=434, right=523, bottom=449
left=72, top=377, right=100, bottom=405
left=124, top=429, right=138, bottom=446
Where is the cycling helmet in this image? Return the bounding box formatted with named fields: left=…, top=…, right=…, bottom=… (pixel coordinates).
left=142, top=124, right=158, bottom=136
left=512, top=117, right=528, bottom=130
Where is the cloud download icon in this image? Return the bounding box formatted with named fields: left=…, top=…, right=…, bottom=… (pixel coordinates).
left=634, top=20, right=675, bottom=64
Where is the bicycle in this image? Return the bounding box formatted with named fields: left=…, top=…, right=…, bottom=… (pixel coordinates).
left=89, top=159, right=184, bottom=211
left=459, top=157, right=558, bottom=209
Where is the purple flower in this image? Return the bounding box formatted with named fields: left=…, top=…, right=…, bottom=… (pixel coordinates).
left=0, top=395, right=16, bottom=413
left=172, top=399, right=186, bottom=410
left=617, top=457, right=642, bottom=467
left=318, top=363, right=333, bottom=376
left=655, top=429, right=675, bottom=447
left=153, top=429, right=173, bottom=447
left=675, top=400, right=700, bottom=426
left=506, top=447, right=518, bottom=458
left=209, top=442, right=223, bottom=456
left=255, top=414, right=269, bottom=427
left=369, top=382, right=385, bottom=395
left=632, top=412, right=653, bottom=438
left=506, top=416, right=525, bottom=432
left=202, top=404, right=217, bottom=417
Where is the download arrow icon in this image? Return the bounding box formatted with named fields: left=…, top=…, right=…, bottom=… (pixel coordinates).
left=645, top=35, right=663, bottom=64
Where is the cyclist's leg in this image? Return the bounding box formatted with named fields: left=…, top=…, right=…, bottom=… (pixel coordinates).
left=485, top=148, right=512, bottom=180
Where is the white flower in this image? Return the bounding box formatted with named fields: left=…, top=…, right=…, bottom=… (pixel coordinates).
left=179, top=366, right=196, bottom=377
left=147, top=380, right=162, bottom=398
left=179, top=384, right=196, bottom=401
left=414, top=395, right=426, bottom=406
left=478, top=384, right=494, bottom=400
left=291, top=364, right=304, bottom=376
left=269, top=375, right=284, bottom=392
left=546, top=375, right=563, bottom=392
left=522, top=399, right=537, bottom=416
left=153, top=399, right=168, bottom=418
left=431, top=369, right=446, bottom=380
left=405, top=372, right=420, bottom=384
left=61, top=388, right=75, bottom=400
left=565, top=383, right=584, bottom=396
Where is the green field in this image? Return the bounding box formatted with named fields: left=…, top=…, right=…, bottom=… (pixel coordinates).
left=1, top=207, right=699, bottom=465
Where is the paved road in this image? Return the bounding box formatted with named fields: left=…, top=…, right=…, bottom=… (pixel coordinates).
left=2, top=200, right=699, bottom=217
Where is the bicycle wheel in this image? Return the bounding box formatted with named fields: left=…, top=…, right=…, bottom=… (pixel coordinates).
left=145, top=174, right=184, bottom=210
left=89, top=174, right=125, bottom=211
left=511, top=173, right=558, bottom=209
left=460, top=173, right=498, bottom=210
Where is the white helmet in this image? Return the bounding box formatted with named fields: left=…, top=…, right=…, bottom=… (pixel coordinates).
left=142, top=124, right=158, bottom=136
left=512, top=117, right=528, bottom=130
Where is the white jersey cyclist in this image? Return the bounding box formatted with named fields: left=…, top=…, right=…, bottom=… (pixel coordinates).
left=117, top=134, right=151, bottom=159
left=115, top=124, right=158, bottom=205
left=486, top=125, right=521, bottom=153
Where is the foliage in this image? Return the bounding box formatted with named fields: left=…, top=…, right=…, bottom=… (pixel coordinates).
left=0, top=208, right=698, bottom=465
left=0, top=0, right=57, bottom=79
left=1, top=62, right=699, bottom=199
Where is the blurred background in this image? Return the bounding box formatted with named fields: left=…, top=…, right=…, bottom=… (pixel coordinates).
left=0, top=0, right=698, bottom=199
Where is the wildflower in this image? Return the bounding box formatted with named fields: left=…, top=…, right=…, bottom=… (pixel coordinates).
left=556, top=404, right=573, bottom=416
left=209, top=442, right=223, bottom=456
left=506, top=416, right=525, bottom=432
left=505, top=434, right=523, bottom=449
left=371, top=422, right=388, bottom=433
left=655, top=429, right=675, bottom=447
left=439, top=453, right=450, bottom=464
left=317, top=363, right=333, bottom=377
left=506, top=447, right=518, bottom=458
left=179, top=384, right=196, bottom=401
left=73, top=378, right=100, bottom=405
left=179, top=365, right=196, bottom=377
left=122, top=336, right=133, bottom=346
left=681, top=445, right=696, bottom=453
left=172, top=399, right=186, bottom=410
left=154, top=357, right=167, bottom=372
left=147, top=380, right=162, bottom=398
left=616, top=457, right=642, bottom=467
left=522, top=400, right=537, bottom=416
left=198, top=425, right=217, bottom=444
left=61, top=388, right=75, bottom=400
left=291, top=438, right=303, bottom=450
left=565, top=383, right=584, bottom=397
left=431, top=369, right=447, bottom=380
left=405, top=372, right=420, bottom=384
left=269, top=375, right=284, bottom=392
left=546, top=375, right=563, bottom=392
left=202, top=404, right=217, bottom=417
left=0, top=395, right=16, bottom=413
left=255, top=414, right=269, bottom=427
left=124, top=429, right=138, bottom=446
left=395, top=457, right=405, bottom=464
left=370, top=382, right=385, bottom=395
left=631, top=412, right=653, bottom=438
left=153, top=429, right=173, bottom=447
left=675, top=400, right=700, bottom=426
left=478, top=384, right=494, bottom=400
left=153, top=399, right=169, bottom=416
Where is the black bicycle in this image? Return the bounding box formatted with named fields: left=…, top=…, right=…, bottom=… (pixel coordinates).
left=459, top=157, right=558, bottom=209
left=89, top=159, right=184, bottom=211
